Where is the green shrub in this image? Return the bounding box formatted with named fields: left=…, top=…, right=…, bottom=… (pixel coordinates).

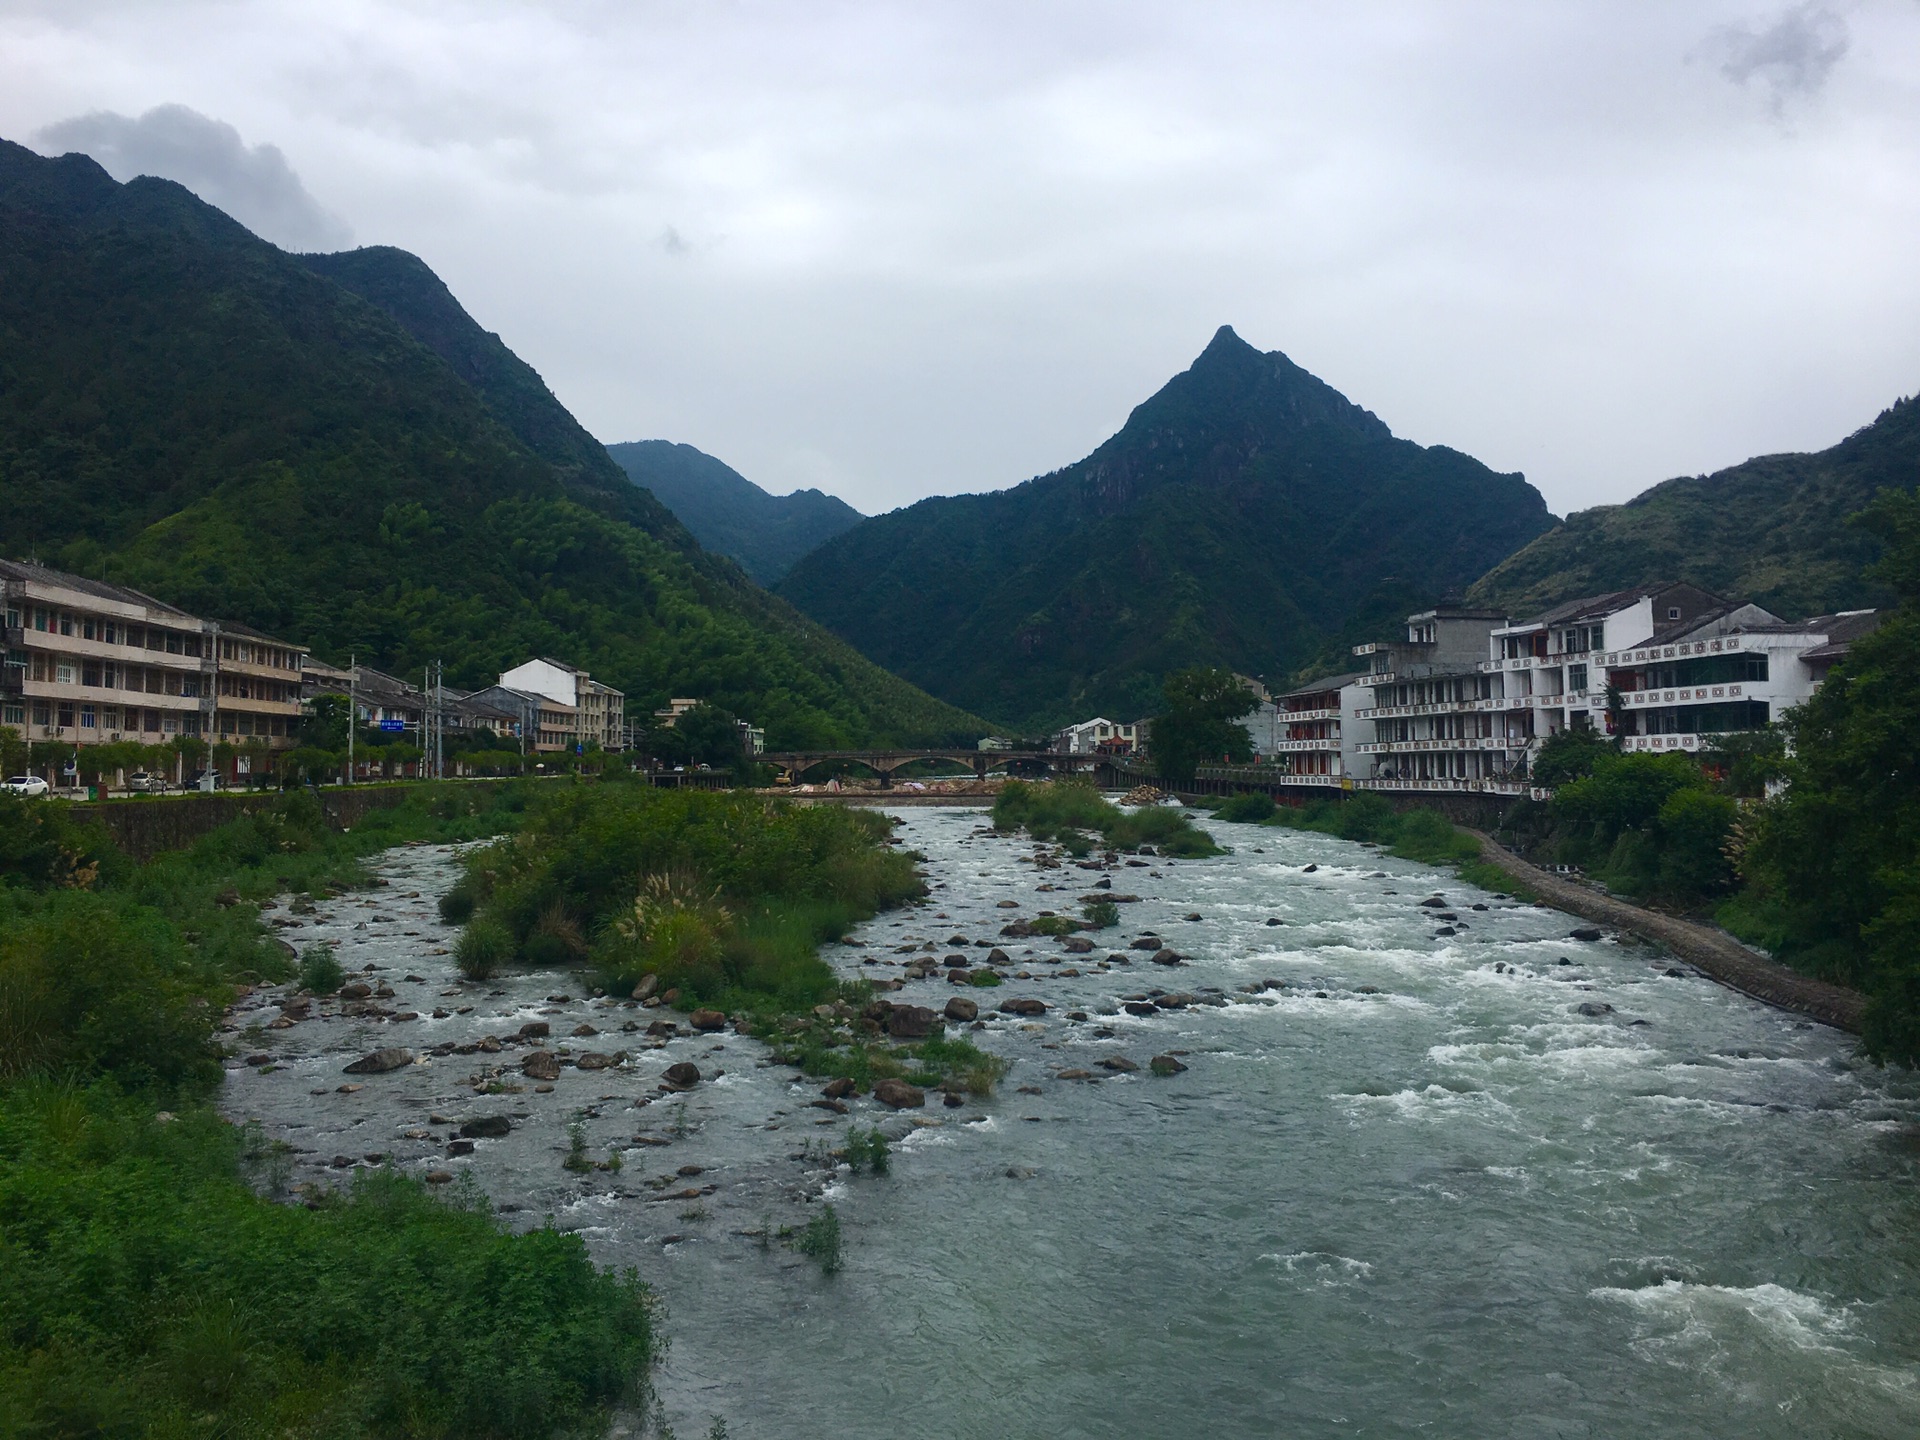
left=438, top=884, right=477, bottom=924
left=968, top=968, right=1002, bottom=987
left=297, top=944, right=345, bottom=996
left=1216, top=792, right=1276, bottom=824
left=842, top=1126, right=889, bottom=1175
left=456, top=918, right=514, bottom=980
left=792, top=1203, right=843, bottom=1275
left=992, top=780, right=1221, bottom=857
left=1081, top=897, right=1120, bottom=930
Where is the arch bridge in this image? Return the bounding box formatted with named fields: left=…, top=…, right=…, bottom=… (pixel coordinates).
left=762, top=748, right=1102, bottom=788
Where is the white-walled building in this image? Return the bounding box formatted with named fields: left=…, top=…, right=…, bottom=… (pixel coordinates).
left=1262, top=672, right=1372, bottom=782
left=1053, top=717, right=1139, bottom=755
left=498, top=657, right=624, bottom=752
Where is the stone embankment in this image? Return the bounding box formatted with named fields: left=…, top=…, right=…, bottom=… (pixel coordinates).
left=1471, top=832, right=1866, bottom=1034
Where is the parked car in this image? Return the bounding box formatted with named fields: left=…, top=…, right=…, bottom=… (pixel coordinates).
left=185, top=770, right=227, bottom=791
left=125, top=772, right=168, bottom=794
left=3, top=774, right=51, bottom=797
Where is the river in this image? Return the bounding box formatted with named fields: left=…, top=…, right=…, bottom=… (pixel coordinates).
left=223, top=805, right=1920, bottom=1438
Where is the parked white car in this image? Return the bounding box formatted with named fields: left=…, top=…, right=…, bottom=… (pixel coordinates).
left=4, top=775, right=51, bottom=797
left=126, top=772, right=168, bottom=794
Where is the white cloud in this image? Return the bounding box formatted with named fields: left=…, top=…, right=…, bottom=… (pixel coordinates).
left=1703, top=3, right=1851, bottom=113
left=36, top=103, right=352, bottom=251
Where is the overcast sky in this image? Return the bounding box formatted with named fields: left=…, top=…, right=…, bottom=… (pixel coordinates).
left=5, top=2, right=1918, bottom=519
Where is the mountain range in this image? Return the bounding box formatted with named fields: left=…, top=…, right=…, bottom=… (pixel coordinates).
left=776, top=326, right=1557, bottom=730
left=606, top=440, right=861, bottom=584
left=0, top=138, right=979, bottom=748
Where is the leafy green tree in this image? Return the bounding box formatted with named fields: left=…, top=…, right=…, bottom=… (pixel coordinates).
left=1148, top=668, right=1257, bottom=785
left=674, top=704, right=744, bottom=768
left=0, top=725, right=25, bottom=777
left=1745, top=486, right=1920, bottom=1057
left=1531, top=726, right=1615, bottom=788
left=301, top=692, right=352, bottom=751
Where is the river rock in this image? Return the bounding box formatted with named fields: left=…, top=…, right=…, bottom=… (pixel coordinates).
left=631, top=974, right=659, bottom=1001
left=1419, top=896, right=1448, bottom=908
left=518, top=1021, right=550, bottom=1040
left=887, top=1005, right=938, bottom=1039
left=947, top=967, right=973, bottom=984
left=576, top=1051, right=620, bottom=1070
left=944, top=996, right=979, bottom=1023
left=460, top=1115, right=512, bottom=1138
left=1154, top=993, right=1194, bottom=1010
left=1149, top=1054, right=1188, bottom=1076
left=1058, top=1068, right=1095, bottom=1080
left=811, top=1098, right=849, bottom=1114
left=690, top=1008, right=728, bottom=1031
left=1123, top=1001, right=1159, bottom=1017
left=425, top=1170, right=455, bottom=1185
left=1000, top=997, right=1047, bottom=1017
left=662, top=1061, right=701, bottom=1089
left=571, top=1022, right=598, bottom=1037
left=823, top=1076, right=857, bottom=1099
left=1150, top=948, right=1183, bottom=966
left=1575, top=1002, right=1615, bottom=1017
left=873, top=1078, right=925, bottom=1109
left=1570, top=928, right=1605, bottom=942
left=343, top=1047, right=413, bottom=1075
left=996, top=900, right=1019, bottom=908
left=1063, top=936, right=1095, bottom=954
left=1130, top=936, right=1164, bottom=951
left=446, top=1139, right=476, bottom=1157
left=522, top=1050, right=561, bottom=1081
left=1099, top=1056, right=1140, bottom=1072
left=988, top=948, right=1011, bottom=965
left=339, top=981, right=373, bottom=1000
left=1302, top=864, right=1318, bottom=873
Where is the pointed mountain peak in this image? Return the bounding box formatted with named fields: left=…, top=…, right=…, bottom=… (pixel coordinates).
left=1199, top=324, right=1256, bottom=359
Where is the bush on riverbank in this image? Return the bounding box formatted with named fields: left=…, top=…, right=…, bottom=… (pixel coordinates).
left=0, top=781, right=658, bottom=1438
left=1264, top=793, right=1481, bottom=866
left=992, top=780, right=1222, bottom=857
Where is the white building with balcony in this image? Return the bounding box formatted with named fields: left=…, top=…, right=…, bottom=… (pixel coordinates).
left=1261, top=671, right=1371, bottom=782
left=1053, top=717, right=1139, bottom=755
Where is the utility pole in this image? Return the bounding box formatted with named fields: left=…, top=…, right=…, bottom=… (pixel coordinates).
left=346, top=654, right=355, bottom=787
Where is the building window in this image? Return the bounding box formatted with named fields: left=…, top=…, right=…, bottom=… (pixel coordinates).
left=101, top=708, right=118, bottom=730
left=58, top=614, right=73, bottom=637
left=162, top=716, right=178, bottom=734
left=56, top=662, right=75, bottom=686
left=33, top=702, right=50, bottom=726
left=145, top=709, right=160, bottom=732
left=79, top=706, right=95, bottom=729
left=2, top=703, right=22, bottom=726
left=1667, top=607, right=1681, bottom=620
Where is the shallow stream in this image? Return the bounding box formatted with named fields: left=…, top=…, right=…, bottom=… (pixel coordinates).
left=223, top=807, right=1920, bottom=1438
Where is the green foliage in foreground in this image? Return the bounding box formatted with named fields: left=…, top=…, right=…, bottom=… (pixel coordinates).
left=0, top=781, right=658, bottom=1437
left=991, top=779, right=1222, bottom=858
left=1730, top=487, right=1920, bottom=1062
left=0, top=1086, right=650, bottom=1438
left=455, top=780, right=926, bottom=1012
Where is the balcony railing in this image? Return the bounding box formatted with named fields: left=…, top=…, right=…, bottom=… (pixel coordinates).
left=1357, top=736, right=1519, bottom=754
left=1359, top=776, right=1534, bottom=796
left=1273, top=737, right=1341, bottom=751
left=1278, top=706, right=1340, bottom=722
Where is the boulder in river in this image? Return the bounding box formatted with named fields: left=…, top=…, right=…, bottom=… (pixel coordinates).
left=1063, top=936, right=1095, bottom=954
left=632, top=974, right=659, bottom=1001
left=522, top=1050, right=561, bottom=1081
left=518, top=1021, right=550, bottom=1040
left=944, top=996, right=980, bottom=1023
left=1099, top=1056, right=1140, bottom=1073
left=1418, top=896, right=1448, bottom=908
left=873, top=1078, right=925, bottom=1109
left=1569, top=928, right=1605, bottom=942
left=887, top=1004, right=938, bottom=1039
left=1149, top=1054, right=1188, bottom=1076
left=823, top=1076, right=857, bottom=1099
left=690, top=1008, right=728, bottom=1031
left=460, top=1115, right=513, bottom=1138
left=1150, top=948, right=1184, bottom=966
left=343, top=1047, right=413, bottom=1075
left=576, top=1051, right=620, bottom=1071
left=1123, top=1001, right=1159, bottom=1017
left=662, top=1061, right=701, bottom=1090
left=338, top=982, right=373, bottom=1000
left=988, top=948, right=1011, bottom=965
left=1000, top=997, right=1047, bottom=1017
left=1575, top=1002, right=1615, bottom=1017
left=1130, top=936, right=1164, bottom=951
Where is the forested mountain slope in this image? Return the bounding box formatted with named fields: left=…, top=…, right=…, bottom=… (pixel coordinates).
left=607, top=439, right=862, bottom=584
left=0, top=138, right=979, bottom=746
left=778, top=327, right=1555, bottom=730
left=1469, top=395, right=1920, bottom=618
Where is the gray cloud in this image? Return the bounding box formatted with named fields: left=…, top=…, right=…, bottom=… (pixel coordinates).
left=1704, top=4, right=1850, bottom=111
left=36, top=103, right=351, bottom=251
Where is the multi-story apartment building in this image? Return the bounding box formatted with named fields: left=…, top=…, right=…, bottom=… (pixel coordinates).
left=500, top=658, right=624, bottom=752
left=1267, top=671, right=1371, bottom=783
left=208, top=621, right=307, bottom=745
left=1603, top=606, right=1880, bottom=753
left=1350, top=602, right=1517, bottom=790
left=1, top=561, right=306, bottom=777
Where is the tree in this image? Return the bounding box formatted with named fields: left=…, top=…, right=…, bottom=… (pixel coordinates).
left=1745, top=486, right=1920, bottom=1058
left=1531, top=726, right=1614, bottom=788
left=1148, top=668, right=1257, bottom=785
left=674, top=704, right=744, bottom=768
left=0, top=724, right=27, bottom=778
left=302, top=692, right=352, bottom=751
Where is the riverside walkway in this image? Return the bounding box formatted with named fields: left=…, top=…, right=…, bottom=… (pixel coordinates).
left=1472, top=832, right=1866, bottom=1033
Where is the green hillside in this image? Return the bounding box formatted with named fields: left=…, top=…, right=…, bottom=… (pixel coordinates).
left=1469, top=395, right=1920, bottom=617
left=0, top=139, right=980, bottom=747
left=776, top=327, right=1556, bottom=730
left=607, top=439, right=863, bottom=583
